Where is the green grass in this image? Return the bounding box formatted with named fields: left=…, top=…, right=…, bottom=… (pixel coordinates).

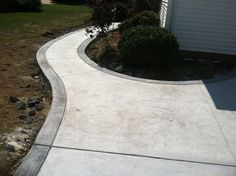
left=0, top=5, right=91, bottom=175
left=0, top=4, right=91, bottom=42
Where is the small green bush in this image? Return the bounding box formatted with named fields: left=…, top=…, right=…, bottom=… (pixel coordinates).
left=119, top=11, right=160, bottom=33
left=118, top=26, right=180, bottom=68
left=0, top=0, right=41, bottom=12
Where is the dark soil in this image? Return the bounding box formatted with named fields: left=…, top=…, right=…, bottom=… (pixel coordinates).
left=0, top=4, right=91, bottom=175
left=0, top=24, right=90, bottom=176
left=86, top=31, right=235, bottom=81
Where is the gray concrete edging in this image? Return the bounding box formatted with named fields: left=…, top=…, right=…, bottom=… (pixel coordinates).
left=78, top=37, right=236, bottom=85
left=14, top=30, right=84, bottom=176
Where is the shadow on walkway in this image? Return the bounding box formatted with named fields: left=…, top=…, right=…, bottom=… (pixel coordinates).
left=204, top=77, right=236, bottom=111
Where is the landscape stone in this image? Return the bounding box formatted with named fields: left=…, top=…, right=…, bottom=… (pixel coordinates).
left=20, top=129, right=28, bottom=134
left=24, top=116, right=35, bottom=124
left=114, top=65, right=124, bottom=73
left=5, top=143, right=15, bottom=152
left=36, top=103, right=43, bottom=111
left=17, top=114, right=26, bottom=120
left=9, top=96, right=19, bottom=103
left=15, top=101, right=26, bottom=110
left=28, top=99, right=39, bottom=108
left=5, top=142, right=23, bottom=152
left=28, top=109, right=36, bottom=116
left=33, top=75, right=40, bottom=79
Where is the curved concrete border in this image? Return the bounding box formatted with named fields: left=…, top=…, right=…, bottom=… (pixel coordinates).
left=78, top=38, right=236, bottom=85
left=13, top=30, right=85, bottom=176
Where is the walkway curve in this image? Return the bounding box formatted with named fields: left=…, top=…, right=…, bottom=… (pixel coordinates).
left=14, top=30, right=82, bottom=176
left=79, top=38, right=236, bottom=85
left=15, top=27, right=236, bottom=176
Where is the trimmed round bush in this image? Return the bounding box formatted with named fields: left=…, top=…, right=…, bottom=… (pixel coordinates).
left=119, top=11, right=160, bottom=33
left=118, top=26, right=180, bottom=68
left=0, top=0, right=41, bottom=12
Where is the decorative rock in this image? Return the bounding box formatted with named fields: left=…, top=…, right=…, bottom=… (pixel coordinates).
left=33, top=75, right=40, bottom=79
left=9, top=96, right=19, bottom=103
left=25, top=139, right=31, bottom=146
left=15, top=101, right=26, bottom=110
left=27, top=99, right=39, bottom=108
left=20, top=129, right=28, bottom=134
left=5, top=142, right=23, bottom=152
left=115, top=65, right=124, bottom=73
left=5, top=143, right=15, bottom=152
left=17, top=114, right=26, bottom=120
left=24, top=116, right=35, bottom=124
left=38, top=95, right=44, bottom=101
left=36, top=103, right=43, bottom=111
left=28, top=109, right=36, bottom=116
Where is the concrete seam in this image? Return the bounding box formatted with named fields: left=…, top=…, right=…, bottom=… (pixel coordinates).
left=34, top=144, right=236, bottom=168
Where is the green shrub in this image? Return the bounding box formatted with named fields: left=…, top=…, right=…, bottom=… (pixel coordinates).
left=119, top=11, right=160, bottom=33
left=0, top=0, right=41, bottom=12
left=118, top=26, right=180, bottom=68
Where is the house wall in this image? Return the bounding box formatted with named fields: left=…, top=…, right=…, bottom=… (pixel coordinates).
left=166, top=0, right=236, bottom=56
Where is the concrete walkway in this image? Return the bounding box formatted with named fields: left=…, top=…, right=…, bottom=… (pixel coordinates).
left=15, top=28, right=236, bottom=176
left=41, top=0, right=52, bottom=4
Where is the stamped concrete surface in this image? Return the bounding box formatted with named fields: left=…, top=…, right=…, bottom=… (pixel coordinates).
left=21, top=28, right=236, bottom=175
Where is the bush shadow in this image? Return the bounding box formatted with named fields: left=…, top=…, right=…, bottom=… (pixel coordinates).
left=203, top=76, right=236, bottom=111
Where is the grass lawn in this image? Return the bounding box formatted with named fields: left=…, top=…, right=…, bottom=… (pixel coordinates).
left=0, top=4, right=91, bottom=176
left=0, top=4, right=91, bottom=42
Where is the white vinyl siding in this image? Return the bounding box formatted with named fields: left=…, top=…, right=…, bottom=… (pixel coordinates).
left=166, top=0, right=236, bottom=55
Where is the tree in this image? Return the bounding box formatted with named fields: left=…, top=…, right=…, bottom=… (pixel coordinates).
left=86, top=0, right=114, bottom=47
left=133, top=0, right=162, bottom=14
left=0, top=0, right=41, bottom=12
